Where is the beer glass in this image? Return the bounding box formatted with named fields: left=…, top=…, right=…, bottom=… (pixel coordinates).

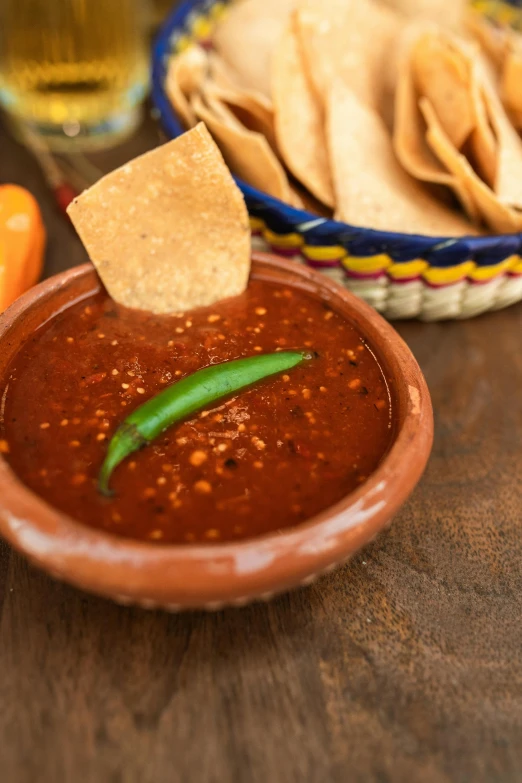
left=0, top=0, right=149, bottom=150
left=151, top=0, right=175, bottom=27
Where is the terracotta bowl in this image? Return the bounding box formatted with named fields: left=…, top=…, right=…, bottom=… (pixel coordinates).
left=0, top=253, right=433, bottom=610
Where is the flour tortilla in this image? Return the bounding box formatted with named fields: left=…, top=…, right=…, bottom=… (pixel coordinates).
left=67, top=124, right=251, bottom=314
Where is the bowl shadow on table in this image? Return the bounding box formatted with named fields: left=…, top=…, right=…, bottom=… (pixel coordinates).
left=3, top=531, right=397, bottom=682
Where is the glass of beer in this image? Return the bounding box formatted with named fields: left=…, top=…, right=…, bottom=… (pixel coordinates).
left=150, top=0, right=175, bottom=28
left=0, top=0, right=150, bottom=150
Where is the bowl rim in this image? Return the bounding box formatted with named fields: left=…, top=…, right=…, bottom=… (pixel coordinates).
left=0, top=253, right=433, bottom=609
left=150, top=0, right=522, bottom=264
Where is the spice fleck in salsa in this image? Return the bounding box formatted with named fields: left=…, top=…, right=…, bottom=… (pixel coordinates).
left=0, top=280, right=394, bottom=544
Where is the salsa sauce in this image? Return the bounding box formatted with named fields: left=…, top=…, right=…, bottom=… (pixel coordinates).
left=0, top=280, right=394, bottom=544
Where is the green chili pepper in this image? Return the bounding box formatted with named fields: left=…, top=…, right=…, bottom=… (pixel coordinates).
left=98, top=350, right=310, bottom=496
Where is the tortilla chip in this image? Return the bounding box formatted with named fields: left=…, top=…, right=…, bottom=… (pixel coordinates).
left=207, top=51, right=243, bottom=91
left=394, top=55, right=481, bottom=222
left=203, top=81, right=277, bottom=150
left=421, top=97, right=522, bottom=233
left=466, top=9, right=508, bottom=68
left=165, top=45, right=208, bottom=129
left=327, top=80, right=477, bottom=236
left=67, top=124, right=251, bottom=314
left=296, top=0, right=400, bottom=113
left=191, top=91, right=293, bottom=203
left=405, top=29, right=498, bottom=187
left=213, top=0, right=296, bottom=98
left=500, top=35, right=522, bottom=129
left=382, top=0, right=467, bottom=31
left=411, top=33, right=476, bottom=149
left=482, top=82, right=522, bottom=211
left=272, top=16, right=334, bottom=207
left=468, top=71, right=497, bottom=188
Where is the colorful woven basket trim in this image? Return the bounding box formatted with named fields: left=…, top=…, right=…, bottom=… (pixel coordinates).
left=471, top=0, right=522, bottom=28
left=151, top=0, right=522, bottom=317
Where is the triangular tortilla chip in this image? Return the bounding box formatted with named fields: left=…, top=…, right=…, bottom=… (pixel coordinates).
left=394, top=55, right=481, bottom=222
left=165, top=45, right=208, bottom=129
left=67, top=124, right=251, bottom=314
left=482, top=82, right=522, bottom=211
left=327, top=80, right=477, bottom=236
left=272, top=16, right=334, bottom=207
left=404, top=29, right=498, bottom=187
left=420, top=97, right=522, bottom=233
left=213, top=0, right=296, bottom=98
left=500, top=34, right=522, bottom=129
left=411, top=33, right=476, bottom=149
left=296, top=0, right=400, bottom=113
left=466, top=9, right=508, bottom=68
left=207, top=51, right=243, bottom=91
left=382, top=0, right=467, bottom=31
left=203, top=81, right=277, bottom=151
left=468, top=69, right=497, bottom=188
left=191, top=91, right=293, bottom=203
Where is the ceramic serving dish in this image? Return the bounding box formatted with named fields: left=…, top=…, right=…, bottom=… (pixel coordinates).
left=0, top=253, right=433, bottom=610
left=151, top=0, right=522, bottom=320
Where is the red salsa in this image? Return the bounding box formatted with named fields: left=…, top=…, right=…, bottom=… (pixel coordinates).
left=0, top=280, right=394, bottom=543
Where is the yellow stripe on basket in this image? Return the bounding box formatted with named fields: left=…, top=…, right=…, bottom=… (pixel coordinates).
left=192, top=15, right=213, bottom=40
left=174, top=35, right=192, bottom=54
left=471, top=0, right=519, bottom=25
left=388, top=259, right=428, bottom=279
left=423, top=261, right=476, bottom=285
left=342, top=253, right=391, bottom=274
left=249, top=217, right=265, bottom=233
left=511, top=256, right=522, bottom=275
left=302, top=244, right=346, bottom=262
left=209, top=2, right=228, bottom=22
left=468, top=255, right=519, bottom=282
left=263, top=228, right=303, bottom=249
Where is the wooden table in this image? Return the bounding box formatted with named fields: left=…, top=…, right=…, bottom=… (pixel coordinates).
left=1, top=115, right=521, bottom=783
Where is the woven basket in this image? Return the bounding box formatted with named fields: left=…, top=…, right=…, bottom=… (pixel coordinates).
left=151, top=0, right=522, bottom=320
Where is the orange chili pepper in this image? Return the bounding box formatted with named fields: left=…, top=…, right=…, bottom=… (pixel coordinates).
left=0, top=184, right=46, bottom=312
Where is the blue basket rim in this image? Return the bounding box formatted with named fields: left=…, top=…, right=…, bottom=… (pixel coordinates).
left=151, top=0, right=522, bottom=265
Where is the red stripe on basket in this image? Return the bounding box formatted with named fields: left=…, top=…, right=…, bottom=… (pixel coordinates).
left=304, top=258, right=342, bottom=269
left=268, top=244, right=300, bottom=257
left=343, top=269, right=386, bottom=281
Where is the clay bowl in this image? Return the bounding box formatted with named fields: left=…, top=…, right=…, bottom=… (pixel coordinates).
left=0, top=253, right=433, bottom=610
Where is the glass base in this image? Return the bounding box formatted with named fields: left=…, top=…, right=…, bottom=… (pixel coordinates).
left=8, top=104, right=143, bottom=152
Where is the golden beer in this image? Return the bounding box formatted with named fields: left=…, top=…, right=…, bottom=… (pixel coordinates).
left=150, top=0, right=175, bottom=27
left=0, top=0, right=149, bottom=149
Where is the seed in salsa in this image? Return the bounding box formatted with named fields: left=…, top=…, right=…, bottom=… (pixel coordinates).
left=0, top=279, right=394, bottom=544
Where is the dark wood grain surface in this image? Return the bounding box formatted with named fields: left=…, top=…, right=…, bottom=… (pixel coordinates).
left=1, top=115, right=521, bottom=783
